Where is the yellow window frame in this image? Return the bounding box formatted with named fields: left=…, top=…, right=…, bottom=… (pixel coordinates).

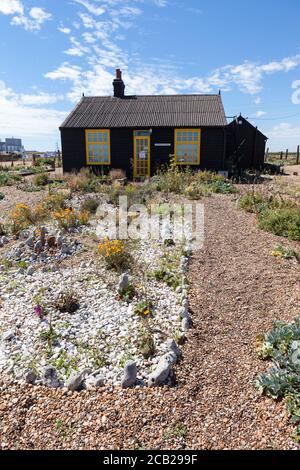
left=85, top=129, right=111, bottom=165
left=174, top=128, right=201, bottom=165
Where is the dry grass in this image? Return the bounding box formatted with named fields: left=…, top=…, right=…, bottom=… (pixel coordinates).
left=109, top=169, right=126, bottom=181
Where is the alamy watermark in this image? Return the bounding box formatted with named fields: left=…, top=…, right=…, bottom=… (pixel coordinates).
left=95, top=196, right=204, bottom=251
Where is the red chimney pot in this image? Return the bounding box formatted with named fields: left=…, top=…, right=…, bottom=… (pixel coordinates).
left=116, top=69, right=122, bottom=80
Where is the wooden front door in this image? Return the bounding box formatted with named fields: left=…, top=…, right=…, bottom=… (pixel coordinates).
left=134, top=131, right=150, bottom=177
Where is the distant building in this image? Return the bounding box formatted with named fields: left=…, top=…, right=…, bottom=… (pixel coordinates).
left=0, top=137, right=24, bottom=153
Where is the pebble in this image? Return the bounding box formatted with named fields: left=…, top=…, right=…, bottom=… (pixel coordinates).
left=0, top=200, right=192, bottom=391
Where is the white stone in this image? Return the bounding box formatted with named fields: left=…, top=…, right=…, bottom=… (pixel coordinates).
left=121, top=361, right=137, bottom=388
left=2, top=330, right=14, bottom=341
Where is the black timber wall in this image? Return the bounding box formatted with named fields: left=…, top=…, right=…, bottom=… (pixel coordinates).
left=226, top=119, right=267, bottom=170
left=61, top=126, right=226, bottom=175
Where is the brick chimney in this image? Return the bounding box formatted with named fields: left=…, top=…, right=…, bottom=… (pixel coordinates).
left=113, top=68, right=125, bottom=98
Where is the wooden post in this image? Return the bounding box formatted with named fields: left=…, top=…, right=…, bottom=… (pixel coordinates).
left=280, top=151, right=283, bottom=160
left=297, top=145, right=300, bottom=165
left=285, top=149, right=289, bottom=160
left=265, top=147, right=269, bottom=162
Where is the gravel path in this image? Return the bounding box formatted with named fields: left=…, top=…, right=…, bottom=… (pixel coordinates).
left=0, top=194, right=299, bottom=450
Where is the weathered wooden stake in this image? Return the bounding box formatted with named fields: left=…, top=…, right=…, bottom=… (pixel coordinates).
left=280, top=151, right=283, bottom=160
left=297, top=145, right=300, bottom=165
left=285, top=149, right=289, bottom=160
left=265, top=147, right=269, bottom=162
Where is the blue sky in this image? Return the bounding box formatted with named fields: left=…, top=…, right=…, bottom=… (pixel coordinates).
left=1, top=0, right=300, bottom=151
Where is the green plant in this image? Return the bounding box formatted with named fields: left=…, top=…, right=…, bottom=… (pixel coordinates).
left=98, top=238, right=131, bottom=271
left=209, top=180, right=236, bottom=194
left=118, top=283, right=135, bottom=302
left=0, top=192, right=4, bottom=200
left=184, top=183, right=213, bottom=200
left=54, top=289, right=80, bottom=314
left=80, top=197, right=100, bottom=214
left=34, top=172, right=50, bottom=187
left=52, top=350, right=79, bottom=377
left=40, top=324, right=59, bottom=349
left=87, top=346, right=107, bottom=369
left=53, top=208, right=89, bottom=230
left=255, top=318, right=300, bottom=436
left=258, top=208, right=300, bottom=241
left=238, top=191, right=266, bottom=213
left=0, top=222, right=7, bottom=236
left=153, top=267, right=182, bottom=290
left=55, top=419, right=76, bottom=441
left=0, top=171, right=21, bottom=186
left=134, top=300, right=154, bottom=318
left=162, top=423, right=187, bottom=441
left=271, top=245, right=299, bottom=260
left=8, top=203, right=34, bottom=235
left=109, top=168, right=126, bottom=180
left=137, top=324, right=155, bottom=359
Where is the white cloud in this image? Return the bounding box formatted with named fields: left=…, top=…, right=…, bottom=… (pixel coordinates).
left=64, top=36, right=90, bottom=57
left=44, top=64, right=82, bottom=82
left=58, top=26, right=71, bottom=34
left=254, top=110, right=267, bottom=117
left=74, top=0, right=105, bottom=16
left=11, top=6, right=52, bottom=31
left=152, top=0, right=167, bottom=6
left=19, top=93, right=64, bottom=106
left=0, top=81, right=65, bottom=149
left=267, top=122, right=300, bottom=139
left=82, top=32, right=96, bottom=43
left=0, top=0, right=23, bottom=15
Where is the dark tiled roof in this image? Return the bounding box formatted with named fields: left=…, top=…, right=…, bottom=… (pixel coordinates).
left=60, top=94, right=227, bottom=129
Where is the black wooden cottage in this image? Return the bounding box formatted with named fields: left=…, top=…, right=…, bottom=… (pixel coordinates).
left=226, top=115, right=268, bottom=171
left=60, top=69, right=267, bottom=176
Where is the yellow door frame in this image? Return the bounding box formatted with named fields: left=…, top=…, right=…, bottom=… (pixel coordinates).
left=133, top=133, right=151, bottom=178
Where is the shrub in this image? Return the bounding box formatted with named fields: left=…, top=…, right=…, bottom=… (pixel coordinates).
left=255, top=318, right=300, bottom=439
left=153, top=267, right=182, bottom=290
left=209, top=180, right=236, bottom=194
left=137, top=325, right=155, bottom=359
left=52, top=350, right=79, bottom=378
left=258, top=208, right=300, bottom=241
left=54, top=289, right=80, bottom=313
left=40, top=324, right=58, bottom=349
left=238, top=191, right=266, bottom=213
left=98, top=238, right=130, bottom=271
left=0, top=192, right=4, bottom=200
left=271, top=245, right=299, bottom=260
left=134, top=300, right=154, bottom=318
left=118, top=284, right=135, bottom=302
left=42, top=192, right=69, bottom=211
left=64, top=168, right=101, bottom=193
left=184, top=183, right=213, bottom=200
left=0, top=222, right=7, bottom=236
left=109, top=169, right=126, bottom=181
left=80, top=197, right=100, bottom=214
left=9, top=203, right=34, bottom=235
left=34, top=172, right=50, bottom=186
left=0, top=171, right=21, bottom=186
left=194, top=171, right=225, bottom=184
left=155, top=166, right=193, bottom=194
left=53, top=208, right=89, bottom=230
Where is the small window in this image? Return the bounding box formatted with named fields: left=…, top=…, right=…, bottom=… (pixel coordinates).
left=134, top=130, right=151, bottom=137
left=174, top=129, right=201, bottom=165
left=85, top=129, right=111, bottom=165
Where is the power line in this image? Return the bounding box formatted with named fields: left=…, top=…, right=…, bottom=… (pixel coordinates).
left=248, top=110, right=300, bottom=121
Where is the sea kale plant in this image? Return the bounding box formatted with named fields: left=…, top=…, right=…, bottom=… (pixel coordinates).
left=255, top=318, right=300, bottom=440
